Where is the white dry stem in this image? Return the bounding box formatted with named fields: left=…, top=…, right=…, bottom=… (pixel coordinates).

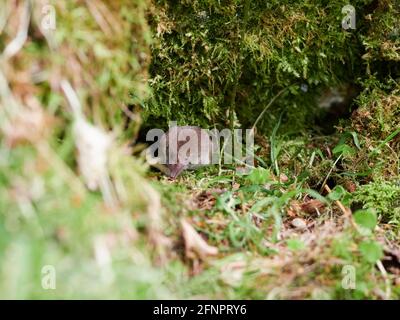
left=60, top=80, right=116, bottom=207
left=2, top=0, right=31, bottom=60
left=181, top=219, right=218, bottom=260
left=376, top=260, right=391, bottom=300
left=142, top=183, right=170, bottom=258
left=60, top=80, right=83, bottom=118
left=93, top=235, right=115, bottom=285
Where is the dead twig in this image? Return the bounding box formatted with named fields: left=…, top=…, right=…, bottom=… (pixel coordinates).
left=376, top=260, right=391, bottom=300
left=324, top=184, right=357, bottom=229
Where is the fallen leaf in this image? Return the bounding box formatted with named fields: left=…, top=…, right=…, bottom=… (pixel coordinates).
left=301, top=199, right=325, bottom=214
left=344, top=180, right=357, bottom=193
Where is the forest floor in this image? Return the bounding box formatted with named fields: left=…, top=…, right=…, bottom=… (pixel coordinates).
left=148, top=129, right=400, bottom=300
left=1, top=0, right=399, bottom=300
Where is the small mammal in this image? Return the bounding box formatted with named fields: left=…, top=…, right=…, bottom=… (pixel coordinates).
left=158, top=126, right=215, bottom=179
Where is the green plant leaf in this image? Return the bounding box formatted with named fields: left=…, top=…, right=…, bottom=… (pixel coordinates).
left=327, top=185, right=347, bottom=201
left=359, top=240, right=383, bottom=263
left=287, top=238, right=306, bottom=251
left=246, top=167, right=271, bottom=184
left=332, top=144, right=355, bottom=157
left=350, top=131, right=361, bottom=150
left=354, top=209, right=377, bottom=230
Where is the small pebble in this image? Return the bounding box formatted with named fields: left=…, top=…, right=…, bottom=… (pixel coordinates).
left=279, top=173, right=289, bottom=183
left=291, top=218, right=307, bottom=230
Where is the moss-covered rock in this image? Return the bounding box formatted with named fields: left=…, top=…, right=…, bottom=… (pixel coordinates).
left=145, top=0, right=397, bottom=133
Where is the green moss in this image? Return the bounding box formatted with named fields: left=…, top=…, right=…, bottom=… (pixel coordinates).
left=361, top=0, right=400, bottom=63
left=1, top=0, right=400, bottom=300
left=353, top=180, right=400, bottom=221
left=144, top=0, right=389, bottom=133
left=351, top=81, right=400, bottom=140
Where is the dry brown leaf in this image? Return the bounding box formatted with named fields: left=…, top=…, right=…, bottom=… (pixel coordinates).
left=192, top=188, right=225, bottom=211
left=287, top=200, right=302, bottom=217
left=344, top=180, right=357, bottom=193
left=301, top=199, right=325, bottom=214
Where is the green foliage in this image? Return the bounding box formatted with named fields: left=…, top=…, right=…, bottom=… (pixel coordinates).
left=352, top=82, right=400, bottom=141
left=359, top=240, right=383, bottom=264
left=245, top=167, right=271, bottom=185
left=327, top=185, right=347, bottom=201
left=286, top=238, right=306, bottom=251
left=353, top=180, right=400, bottom=221
left=361, top=1, right=400, bottom=63
left=1, top=0, right=399, bottom=300
left=145, top=0, right=382, bottom=132
left=336, top=79, right=400, bottom=183
left=332, top=143, right=356, bottom=158
left=354, top=209, right=377, bottom=231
